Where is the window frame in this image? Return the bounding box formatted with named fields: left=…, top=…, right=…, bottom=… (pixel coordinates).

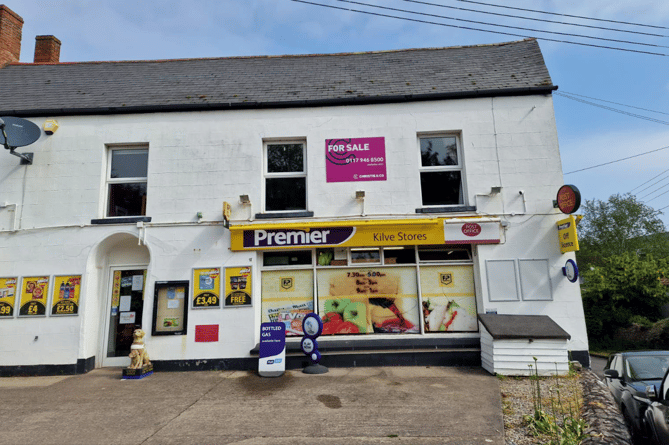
left=263, top=140, right=308, bottom=213
left=417, top=133, right=466, bottom=208
left=105, top=145, right=149, bottom=218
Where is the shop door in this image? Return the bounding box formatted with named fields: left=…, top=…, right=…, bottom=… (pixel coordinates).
left=102, top=267, right=147, bottom=367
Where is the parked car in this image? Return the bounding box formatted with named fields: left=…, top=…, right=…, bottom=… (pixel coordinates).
left=603, top=351, right=669, bottom=443
left=644, top=366, right=669, bottom=445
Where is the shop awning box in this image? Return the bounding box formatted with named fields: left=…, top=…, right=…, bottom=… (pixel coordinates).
left=230, top=217, right=503, bottom=251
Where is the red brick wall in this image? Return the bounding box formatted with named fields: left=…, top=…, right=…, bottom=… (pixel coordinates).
left=34, top=35, right=61, bottom=63
left=0, top=5, right=23, bottom=67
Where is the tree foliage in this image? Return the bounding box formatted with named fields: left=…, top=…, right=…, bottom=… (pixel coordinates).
left=581, top=253, right=669, bottom=342
left=577, top=193, right=669, bottom=268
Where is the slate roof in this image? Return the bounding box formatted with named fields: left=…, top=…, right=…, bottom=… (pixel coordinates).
left=0, top=38, right=555, bottom=117
left=478, top=314, right=571, bottom=340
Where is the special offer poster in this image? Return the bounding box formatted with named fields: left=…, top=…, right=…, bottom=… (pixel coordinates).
left=51, top=275, right=82, bottom=316
left=0, top=277, right=17, bottom=317
left=19, top=276, right=49, bottom=317
left=325, top=137, right=387, bottom=183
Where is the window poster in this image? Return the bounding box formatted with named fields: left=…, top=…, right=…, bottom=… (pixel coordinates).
left=192, top=268, right=221, bottom=308
left=0, top=277, right=17, bottom=318
left=261, top=270, right=313, bottom=336
left=51, top=275, right=82, bottom=316
left=19, top=276, right=49, bottom=317
left=316, top=267, right=419, bottom=335
left=224, top=267, right=252, bottom=308
left=419, top=265, right=478, bottom=333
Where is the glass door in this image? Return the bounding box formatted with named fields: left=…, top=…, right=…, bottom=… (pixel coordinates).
left=102, top=267, right=147, bottom=367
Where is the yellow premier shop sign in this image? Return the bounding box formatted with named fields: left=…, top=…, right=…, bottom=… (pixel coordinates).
left=557, top=215, right=580, bottom=253
left=230, top=218, right=446, bottom=251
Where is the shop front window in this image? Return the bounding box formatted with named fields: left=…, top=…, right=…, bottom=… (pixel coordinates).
left=259, top=245, right=477, bottom=337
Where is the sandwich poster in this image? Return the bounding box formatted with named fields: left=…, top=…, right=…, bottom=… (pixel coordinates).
left=193, top=268, right=221, bottom=308
left=325, top=137, right=387, bottom=183
left=51, top=275, right=81, bottom=316
left=419, top=265, right=478, bottom=332
left=19, top=276, right=49, bottom=317
left=0, top=277, right=17, bottom=317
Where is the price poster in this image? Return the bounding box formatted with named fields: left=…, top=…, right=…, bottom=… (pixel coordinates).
left=192, top=268, right=221, bottom=308
left=19, top=276, right=49, bottom=317
left=224, top=266, right=252, bottom=308
left=51, top=275, right=81, bottom=316
left=0, top=277, right=17, bottom=318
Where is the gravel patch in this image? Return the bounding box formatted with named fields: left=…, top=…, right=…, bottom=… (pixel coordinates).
left=500, top=366, right=632, bottom=445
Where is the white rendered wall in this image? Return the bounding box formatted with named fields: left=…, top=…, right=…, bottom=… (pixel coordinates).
left=0, top=95, right=588, bottom=367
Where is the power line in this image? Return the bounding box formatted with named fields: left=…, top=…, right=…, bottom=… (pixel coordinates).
left=630, top=170, right=669, bottom=194
left=291, top=0, right=669, bottom=56
left=630, top=168, right=669, bottom=192
left=560, top=91, right=669, bottom=116
left=454, top=0, right=669, bottom=30
left=401, top=0, right=669, bottom=38
left=639, top=181, right=669, bottom=200
left=642, top=187, right=669, bottom=203
left=332, top=0, right=669, bottom=50
left=554, top=92, right=669, bottom=125
left=564, top=145, right=669, bottom=174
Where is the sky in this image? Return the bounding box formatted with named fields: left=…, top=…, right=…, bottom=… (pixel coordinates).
left=10, top=0, right=669, bottom=225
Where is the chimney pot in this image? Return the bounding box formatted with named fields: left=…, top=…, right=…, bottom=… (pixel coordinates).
left=34, top=35, right=61, bottom=63
left=0, top=5, right=24, bottom=67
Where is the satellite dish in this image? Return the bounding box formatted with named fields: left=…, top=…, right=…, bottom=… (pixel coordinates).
left=0, top=116, right=41, bottom=147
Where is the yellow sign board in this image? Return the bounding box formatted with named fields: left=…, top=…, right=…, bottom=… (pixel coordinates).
left=0, top=277, right=17, bottom=317
left=19, top=276, right=49, bottom=317
left=224, top=266, right=252, bottom=307
left=51, top=275, right=81, bottom=316
left=557, top=215, right=580, bottom=253
left=193, top=268, right=221, bottom=308
left=230, top=218, right=445, bottom=251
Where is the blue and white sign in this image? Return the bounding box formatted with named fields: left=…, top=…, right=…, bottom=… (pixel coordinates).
left=259, top=322, right=286, bottom=377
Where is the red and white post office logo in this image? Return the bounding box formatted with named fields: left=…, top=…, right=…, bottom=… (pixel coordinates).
left=461, top=223, right=482, bottom=237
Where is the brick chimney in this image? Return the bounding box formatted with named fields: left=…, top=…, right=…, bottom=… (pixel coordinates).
left=0, top=5, right=23, bottom=67
left=34, top=35, right=60, bottom=63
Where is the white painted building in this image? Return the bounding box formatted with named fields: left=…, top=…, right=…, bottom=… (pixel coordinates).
left=0, top=5, right=587, bottom=375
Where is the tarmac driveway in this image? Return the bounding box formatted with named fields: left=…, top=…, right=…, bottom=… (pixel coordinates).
left=0, top=366, right=504, bottom=445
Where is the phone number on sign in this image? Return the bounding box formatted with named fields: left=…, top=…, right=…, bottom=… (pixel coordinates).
left=346, top=157, right=384, bottom=164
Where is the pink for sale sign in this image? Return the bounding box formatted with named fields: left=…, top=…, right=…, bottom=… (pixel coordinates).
left=325, top=137, right=387, bottom=183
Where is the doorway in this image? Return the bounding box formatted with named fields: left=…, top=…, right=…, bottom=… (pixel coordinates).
left=102, top=267, right=147, bottom=367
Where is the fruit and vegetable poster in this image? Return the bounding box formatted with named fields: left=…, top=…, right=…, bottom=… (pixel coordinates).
left=224, top=267, right=252, bottom=307
left=261, top=270, right=313, bottom=336
left=0, top=277, right=17, bottom=318
left=420, top=265, right=478, bottom=332
left=19, top=276, right=49, bottom=317
left=193, top=268, right=221, bottom=308
left=316, top=267, right=420, bottom=335
left=51, top=275, right=81, bottom=316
